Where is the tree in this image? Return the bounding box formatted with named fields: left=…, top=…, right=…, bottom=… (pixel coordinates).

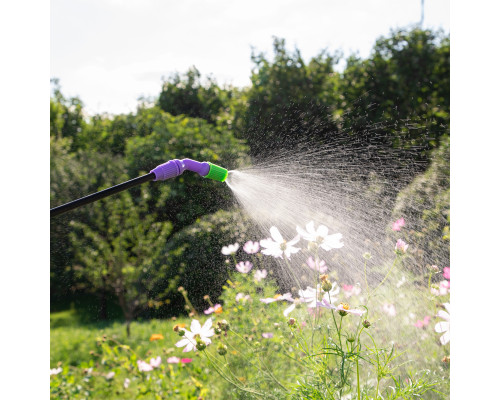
left=158, top=66, right=230, bottom=124
left=338, top=27, right=450, bottom=166
left=244, top=37, right=340, bottom=158
left=69, top=187, right=172, bottom=336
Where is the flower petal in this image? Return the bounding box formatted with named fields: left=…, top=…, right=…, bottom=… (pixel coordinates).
left=440, top=330, right=450, bottom=345
left=283, top=303, right=295, bottom=317
left=317, top=225, right=329, bottom=237
left=270, top=226, right=283, bottom=243
left=190, top=319, right=201, bottom=333
left=434, top=321, right=449, bottom=333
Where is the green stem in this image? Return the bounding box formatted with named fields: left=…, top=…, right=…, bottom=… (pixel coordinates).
left=370, top=256, right=400, bottom=299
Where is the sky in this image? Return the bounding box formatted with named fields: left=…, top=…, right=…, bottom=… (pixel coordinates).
left=51, top=0, right=450, bottom=115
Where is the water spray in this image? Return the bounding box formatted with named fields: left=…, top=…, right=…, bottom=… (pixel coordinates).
left=50, top=159, right=228, bottom=217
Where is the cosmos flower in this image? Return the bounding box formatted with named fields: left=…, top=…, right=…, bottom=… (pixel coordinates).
left=167, top=356, right=180, bottom=364
left=283, top=284, right=340, bottom=317
left=414, top=316, right=431, bottom=328
left=342, top=284, right=361, bottom=298
left=382, top=303, right=397, bottom=317
left=261, top=332, right=274, bottom=339
left=443, top=267, right=450, bottom=280
left=137, top=360, right=153, bottom=372
left=236, top=261, right=253, bottom=273
left=316, top=299, right=365, bottom=316
left=105, top=371, right=115, bottom=380
left=395, top=239, right=409, bottom=254
left=149, top=356, right=162, bottom=368
left=296, top=221, right=344, bottom=251
left=204, top=304, right=223, bottom=315
left=235, top=293, right=252, bottom=303
left=50, top=367, right=62, bottom=376
left=260, top=293, right=293, bottom=304
left=306, top=256, right=328, bottom=273
left=260, top=226, right=301, bottom=259
left=431, top=280, right=450, bottom=296
left=181, top=358, right=192, bottom=364
left=392, top=218, right=405, bottom=231
left=221, top=243, right=239, bottom=255
left=435, top=303, right=450, bottom=345
left=124, top=378, right=130, bottom=388
left=243, top=241, right=260, bottom=254
left=254, top=269, right=267, bottom=282
left=175, top=318, right=215, bottom=353
left=149, top=333, right=164, bottom=341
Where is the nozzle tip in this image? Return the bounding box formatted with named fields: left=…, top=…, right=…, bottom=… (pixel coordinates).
left=204, top=162, right=228, bottom=182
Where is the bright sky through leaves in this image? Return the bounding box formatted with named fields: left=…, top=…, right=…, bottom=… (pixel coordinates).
left=51, top=0, right=449, bottom=115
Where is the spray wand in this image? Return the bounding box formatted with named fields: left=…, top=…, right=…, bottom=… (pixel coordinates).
left=50, top=159, right=228, bottom=217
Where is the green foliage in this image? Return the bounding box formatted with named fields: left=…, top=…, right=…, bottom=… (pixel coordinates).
left=69, top=187, right=172, bottom=328
left=339, top=27, right=450, bottom=163
left=50, top=136, right=128, bottom=305
left=158, top=66, right=230, bottom=124
left=245, top=37, right=340, bottom=157
left=124, top=107, right=249, bottom=228
left=391, top=135, right=450, bottom=272
left=156, top=209, right=256, bottom=314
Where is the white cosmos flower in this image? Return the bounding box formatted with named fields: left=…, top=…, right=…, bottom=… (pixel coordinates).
left=283, top=284, right=340, bottom=317
left=149, top=356, right=162, bottom=368
left=296, top=221, right=343, bottom=251
left=434, top=302, right=450, bottom=345
left=50, top=367, right=62, bottom=376
left=221, top=243, right=239, bottom=255
left=260, top=226, right=300, bottom=259
left=316, top=299, right=365, bottom=316
left=175, top=318, right=215, bottom=352
left=260, top=293, right=293, bottom=304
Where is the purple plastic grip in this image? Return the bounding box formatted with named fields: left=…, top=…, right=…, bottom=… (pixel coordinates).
left=150, top=159, right=210, bottom=181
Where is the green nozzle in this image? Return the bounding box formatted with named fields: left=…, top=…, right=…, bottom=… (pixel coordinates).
left=204, top=162, right=228, bottom=182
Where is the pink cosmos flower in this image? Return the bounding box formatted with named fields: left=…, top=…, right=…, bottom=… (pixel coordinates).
left=204, top=304, right=223, bottom=315
left=260, top=226, right=301, bottom=259
left=306, top=256, right=328, bottom=273
left=342, top=284, right=361, bottom=298
left=435, top=303, right=450, bottom=345
left=175, top=318, right=215, bottom=352
left=124, top=378, right=130, bottom=388
left=221, top=243, right=239, bottom=255
left=382, top=303, right=397, bottom=317
left=414, top=316, right=431, bottom=328
left=167, top=357, right=180, bottom=364
left=236, top=261, right=253, bottom=273
left=149, top=356, right=161, bottom=368
left=243, top=241, right=260, bottom=254
left=262, top=332, right=274, bottom=339
left=395, top=239, right=409, bottom=254
left=443, top=267, right=450, bottom=280
left=181, top=358, right=192, bottom=364
left=431, top=280, right=450, bottom=296
left=283, top=284, right=340, bottom=317
left=137, top=360, right=153, bottom=372
left=392, top=218, right=405, bottom=231
left=254, top=269, right=267, bottom=282
left=105, top=371, right=115, bottom=380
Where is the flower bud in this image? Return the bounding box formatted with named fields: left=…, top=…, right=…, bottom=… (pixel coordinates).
left=217, top=320, right=230, bottom=332
left=442, top=356, right=450, bottom=363
left=217, top=343, right=228, bottom=356
left=363, top=252, right=372, bottom=260
left=321, top=279, right=333, bottom=292
left=362, top=320, right=371, bottom=328
left=346, top=334, right=355, bottom=343
left=214, top=327, right=222, bottom=335
left=288, top=318, right=296, bottom=326
left=178, top=329, right=185, bottom=337
left=195, top=341, right=207, bottom=351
